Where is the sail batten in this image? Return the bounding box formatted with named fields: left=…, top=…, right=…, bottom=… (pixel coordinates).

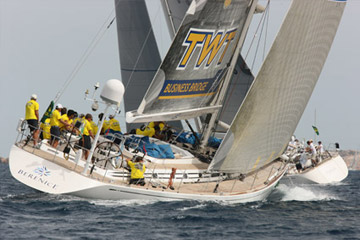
left=127, top=105, right=221, bottom=123
left=209, top=0, right=346, bottom=174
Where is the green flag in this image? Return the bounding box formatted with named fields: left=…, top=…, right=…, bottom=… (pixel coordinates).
left=40, top=101, right=54, bottom=123
left=312, top=125, right=319, bottom=136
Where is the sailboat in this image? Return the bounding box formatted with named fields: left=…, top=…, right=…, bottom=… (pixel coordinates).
left=8, top=0, right=347, bottom=203
left=284, top=141, right=348, bottom=184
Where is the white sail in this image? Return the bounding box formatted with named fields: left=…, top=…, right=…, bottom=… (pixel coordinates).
left=209, top=0, right=346, bottom=173
left=126, top=0, right=253, bottom=123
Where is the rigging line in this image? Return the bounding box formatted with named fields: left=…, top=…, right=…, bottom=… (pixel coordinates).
left=124, top=3, right=162, bottom=90
left=250, top=2, right=269, bottom=70
left=196, top=68, right=229, bottom=138
left=54, top=7, right=117, bottom=103
left=263, top=0, right=270, bottom=61
left=218, top=4, right=271, bottom=121
left=243, top=1, right=269, bottom=63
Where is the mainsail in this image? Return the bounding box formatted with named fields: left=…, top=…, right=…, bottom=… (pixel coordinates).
left=209, top=0, right=346, bottom=173
left=160, top=0, right=254, bottom=130
left=127, top=0, right=254, bottom=123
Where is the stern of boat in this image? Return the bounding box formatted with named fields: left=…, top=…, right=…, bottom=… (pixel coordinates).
left=8, top=144, right=104, bottom=194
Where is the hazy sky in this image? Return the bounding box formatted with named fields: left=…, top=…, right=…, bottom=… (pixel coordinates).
left=0, top=0, right=359, bottom=157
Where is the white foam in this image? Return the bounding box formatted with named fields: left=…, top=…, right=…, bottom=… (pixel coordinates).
left=0, top=194, right=15, bottom=200
left=178, top=203, right=207, bottom=211
left=276, top=184, right=339, bottom=202
left=89, top=199, right=159, bottom=207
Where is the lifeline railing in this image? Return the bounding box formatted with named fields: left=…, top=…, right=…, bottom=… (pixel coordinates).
left=15, top=119, right=285, bottom=195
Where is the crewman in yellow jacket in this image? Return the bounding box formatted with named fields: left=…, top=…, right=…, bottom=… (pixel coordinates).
left=59, top=107, right=69, bottom=132
left=90, top=120, right=98, bottom=136
left=126, top=156, right=146, bottom=186
left=25, top=94, right=40, bottom=146
left=98, top=113, right=110, bottom=135
left=73, top=114, right=85, bottom=135
left=50, top=104, right=70, bottom=148
left=136, top=121, right=165, bottom=138
left=79, top=114, right=95, bottom=160
left=40, top=118, right=51, bottom=140
left=109, top=115, right=121, bottom=132
left=59, top=109, right=76, bottom=133
left=106, top=115, right=123, bottom=144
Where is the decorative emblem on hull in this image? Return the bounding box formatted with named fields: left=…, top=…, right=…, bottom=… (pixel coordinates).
left=34, top=166, right=51, bottom=177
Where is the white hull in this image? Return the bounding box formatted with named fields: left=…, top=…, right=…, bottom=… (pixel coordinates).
left=71, top=180, right=278, bottom=203
left=285, top=154, right=348, bottom=184
left=9, top=144, right=286, bottom=203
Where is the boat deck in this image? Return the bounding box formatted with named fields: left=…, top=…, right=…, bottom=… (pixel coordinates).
left=20, top=143, right=286, bottom=196
left=292, top=152, right=339, bottom=174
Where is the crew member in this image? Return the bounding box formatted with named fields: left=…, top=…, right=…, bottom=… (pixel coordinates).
left=50, top=104, right=69, bottom=148
left=40, top=118, right=51, bottom=140
left=126, top=156, right=146, bottom=186
left=108, top=115, right=121, bottom=133
left=59, top=107, right=69, bottom=132
left=98, top=113, right=110, bottom=135
left=90, top=118, right=98, bottom=136
left=136, top=121, right=165, bottom=139
left=107, top=114, right=122, bottom=144
left=317, top=141, right=325, bottom=163
left=306, top=139, right=317, bottom=166
left=25, top=94, right=40, bottom=146
left=79, top=114, right=95, bottom=160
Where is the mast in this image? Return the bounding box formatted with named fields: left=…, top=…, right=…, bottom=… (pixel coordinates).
left=199, top=0, right=259, bottom=150
left=160, top=0, right=177, bottom=38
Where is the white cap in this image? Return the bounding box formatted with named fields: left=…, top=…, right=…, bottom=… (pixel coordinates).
left=56, top=103, right=63, bottom=109
left=31, top=94, right=37, bottom=100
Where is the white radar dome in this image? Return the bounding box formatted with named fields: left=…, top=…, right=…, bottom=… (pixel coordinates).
left=100, top=79, right=125, bottom=105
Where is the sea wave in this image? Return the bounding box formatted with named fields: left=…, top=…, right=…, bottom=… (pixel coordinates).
left=276, top=184, right=339, bottom=202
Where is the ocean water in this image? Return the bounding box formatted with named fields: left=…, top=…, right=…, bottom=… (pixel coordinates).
left=1, top=163, right=359, bottom=240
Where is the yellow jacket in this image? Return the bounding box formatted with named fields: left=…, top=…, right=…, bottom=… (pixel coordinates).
left=40, top=118, right=51, bottom=139
left=127, top=161, right=145, bottom=179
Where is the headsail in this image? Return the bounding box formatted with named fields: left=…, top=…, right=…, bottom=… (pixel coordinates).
left=126, top=0, right=253, bottom=123
left=115, top=0, right=165, bottom=130
left=209, top=0, right=346, bottom=173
